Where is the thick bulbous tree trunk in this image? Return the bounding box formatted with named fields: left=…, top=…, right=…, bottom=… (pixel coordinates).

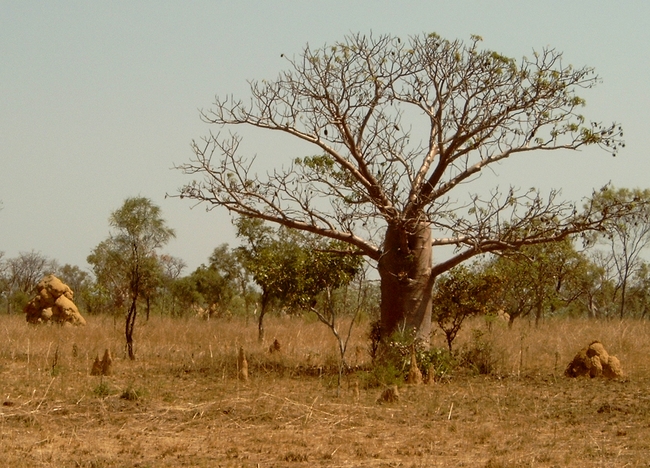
left=378, top=221, right=434, bottom=344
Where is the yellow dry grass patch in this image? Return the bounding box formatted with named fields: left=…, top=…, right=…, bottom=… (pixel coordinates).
left=1, top=314, right=650, bottom=467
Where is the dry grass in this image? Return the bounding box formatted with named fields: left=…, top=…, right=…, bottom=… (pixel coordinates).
left=1, top=313, right=650, bottom=467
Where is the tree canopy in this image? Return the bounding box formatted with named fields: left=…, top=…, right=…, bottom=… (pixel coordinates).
left=177, top=32, right=632, bottom=342
left=235, top=216, right=362, bottom=341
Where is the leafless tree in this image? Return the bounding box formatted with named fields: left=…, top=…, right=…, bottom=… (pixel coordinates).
left=0, top=251, right=55, bottom=314
left=177, top=33, right=629, bottom=342
left=159, top=254, right=187, bottom=281
left=7, top=251, right=53, bottom=295
left=158, top=254, right=187, bottom=317
left=310, top=266, right=371, bottom=395
left=591, top=188, right=650, bottom=318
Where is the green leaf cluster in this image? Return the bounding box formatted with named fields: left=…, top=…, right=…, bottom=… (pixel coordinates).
left=235, top=217, right=362, bottom=312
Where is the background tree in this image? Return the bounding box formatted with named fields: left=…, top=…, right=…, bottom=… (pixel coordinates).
left=626, top=261, right=650, bottom=318
left=433, top=263, right=502, bottom=352
left=188, top=263, right=233, bottom=317
left=235, top=217, right=293, bottom=341
left=580, top=250, right=619, bottom=318
left=590, top=187, right=650, bottom=319
left=88, top=238, right=131, bottom=315
left=7, top=251, right=52, bottom=296
left=91, top=197, right=175, bottom=360
left=166, top=244, right=246, bottom=319
left=168, top=274, right=204, bottom=317
left=2, top=251, right=55, bottom=314
left=138, top=255, right=165, bottom=320
left=235, top=217, right=362, bottom=341
left=205, top=243, right=252, bottom=316
left=177, top=33, right=630, bottom=343
left=488, top=238, right=589, bottom=325
left=157, top=254, right=187, bottom=316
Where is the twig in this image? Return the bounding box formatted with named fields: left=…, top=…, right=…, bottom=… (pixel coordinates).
left=303, top=396, right=319, bottom=425
left=261, top=392, right=335, bottom=416
left=35, top=377, right=55, bottom=412
left=447, top=402, right=454, bottom=420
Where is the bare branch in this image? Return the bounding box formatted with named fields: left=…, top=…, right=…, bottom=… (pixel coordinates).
left=176, top=33, right=627, bottom=337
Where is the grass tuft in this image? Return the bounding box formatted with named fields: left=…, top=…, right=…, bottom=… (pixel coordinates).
left=93, top=380, right=112, bottom=398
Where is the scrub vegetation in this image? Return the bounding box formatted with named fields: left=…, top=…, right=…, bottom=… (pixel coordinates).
left=1, top=314, right=649, bottom=467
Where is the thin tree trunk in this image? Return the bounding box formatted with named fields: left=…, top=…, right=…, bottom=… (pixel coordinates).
left=534, top=297, right=543, bottom=327
left=257, top=292, right=269, bottom=343
left=126, top=298, right=137, bottom=360
left=588, top=295, right=597, bottom=319
left=126, top=245, right=140, bottom=360
left=619, top=279, right=627, bottom=320
left=445, top=333, right=454, bottom=353
left=257, top=309, right=266, bottom=343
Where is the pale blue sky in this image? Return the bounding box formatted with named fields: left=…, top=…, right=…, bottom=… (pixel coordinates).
left=1, top=1, right=649, bottom=273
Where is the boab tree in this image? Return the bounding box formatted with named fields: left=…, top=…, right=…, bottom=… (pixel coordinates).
left=177, top=33, right=629, bottom=343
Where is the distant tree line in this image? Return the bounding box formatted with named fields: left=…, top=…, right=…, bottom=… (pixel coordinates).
left=2, top=187, right=650, bottom=344
left=0, top=198, right=370, bottom=336
left=0, top=251, right=92, bottom=315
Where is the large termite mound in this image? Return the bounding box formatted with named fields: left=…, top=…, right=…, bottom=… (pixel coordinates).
left=565, top=340, right=623, bottom=379
left=23, top=275, right=86, bottom=326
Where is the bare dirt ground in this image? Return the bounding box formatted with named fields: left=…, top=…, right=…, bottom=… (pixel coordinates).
left=1, top=315, right=650, bottom=467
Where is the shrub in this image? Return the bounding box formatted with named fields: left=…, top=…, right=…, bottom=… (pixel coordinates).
left=367, top=319, right=382, bottom=361
left=120, top=385, right=146, bottom=401
left=365, top=321, right=457, bottom=384
left=419, top=347, right=456, bottom=380
left=93, top=381, right=112, bottom=398
left=359, top=360, right=402, bottom=389
left=459, top=329, right=498, bottom=375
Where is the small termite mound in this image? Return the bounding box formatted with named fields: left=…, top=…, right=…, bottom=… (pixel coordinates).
left=407, top=344, right=422, bottom=385
left=238, top=346, right=249, bottom=382
left=377, top=385, right=400, bottom=404
left=90, top=349, right=113, bottom=376
left=269, top=338, right=282, bottom=354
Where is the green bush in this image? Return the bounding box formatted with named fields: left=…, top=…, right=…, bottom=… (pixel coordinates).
left=93, top=381, right=112, bottom=398
left=419, top=347, right=456, bottom=380
left=120, top=385, right=147, bottom=401
left=459, top=329, right=498, bottom=375
left=365, top=321, right=457, bottom=384
left=358, top=360, right=403, bottom=389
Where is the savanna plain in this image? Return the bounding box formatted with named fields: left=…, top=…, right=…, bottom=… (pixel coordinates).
left=1, top=314, right=650, bottom=467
